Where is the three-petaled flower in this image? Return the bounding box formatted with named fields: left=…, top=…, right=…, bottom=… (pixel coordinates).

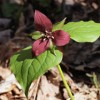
left=32, top=10, right=70, bottom=56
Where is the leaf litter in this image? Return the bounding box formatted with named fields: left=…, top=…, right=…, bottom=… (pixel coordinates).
left=0, top=0, right=100, bottom=100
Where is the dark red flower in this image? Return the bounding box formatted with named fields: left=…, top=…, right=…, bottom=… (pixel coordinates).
left=32, top=10, right=70, bottom=56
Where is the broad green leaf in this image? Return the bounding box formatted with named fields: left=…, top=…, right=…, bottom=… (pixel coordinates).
left=62, top=21, right=100, bottom=42
left=53, top=18, right=66, bottom=31
left=29, top=31, right=44, bottom=40
left=10, top=46, right=62, bottom=97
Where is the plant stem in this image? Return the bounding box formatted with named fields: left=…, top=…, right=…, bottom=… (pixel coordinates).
left=57, top=64, right=74, bottom=100
left=92, top=72, right=99, bottom=89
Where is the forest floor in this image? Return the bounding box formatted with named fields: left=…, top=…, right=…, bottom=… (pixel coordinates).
left=0, top=0, right=100, bottom=100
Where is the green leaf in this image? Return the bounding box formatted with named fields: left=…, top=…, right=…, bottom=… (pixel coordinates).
left=10, top=46, right=62, bottom=97
left=62, top=21, right=100, bottom=42
left=29, top=31, right=44, bottom=40
left=53, top=18, right=66, bottom=31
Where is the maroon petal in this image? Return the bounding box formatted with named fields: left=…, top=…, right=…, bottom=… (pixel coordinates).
left=32, top=39, right=50, bottom=56
left=34, top=10, right=53, bottom=33
left=53, top=30, right=70, bottom=46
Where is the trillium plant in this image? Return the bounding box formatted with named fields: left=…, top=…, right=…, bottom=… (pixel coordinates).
left=32, top=10, right=70, bottom=56
left=10, top=10, right=100, bottom=100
